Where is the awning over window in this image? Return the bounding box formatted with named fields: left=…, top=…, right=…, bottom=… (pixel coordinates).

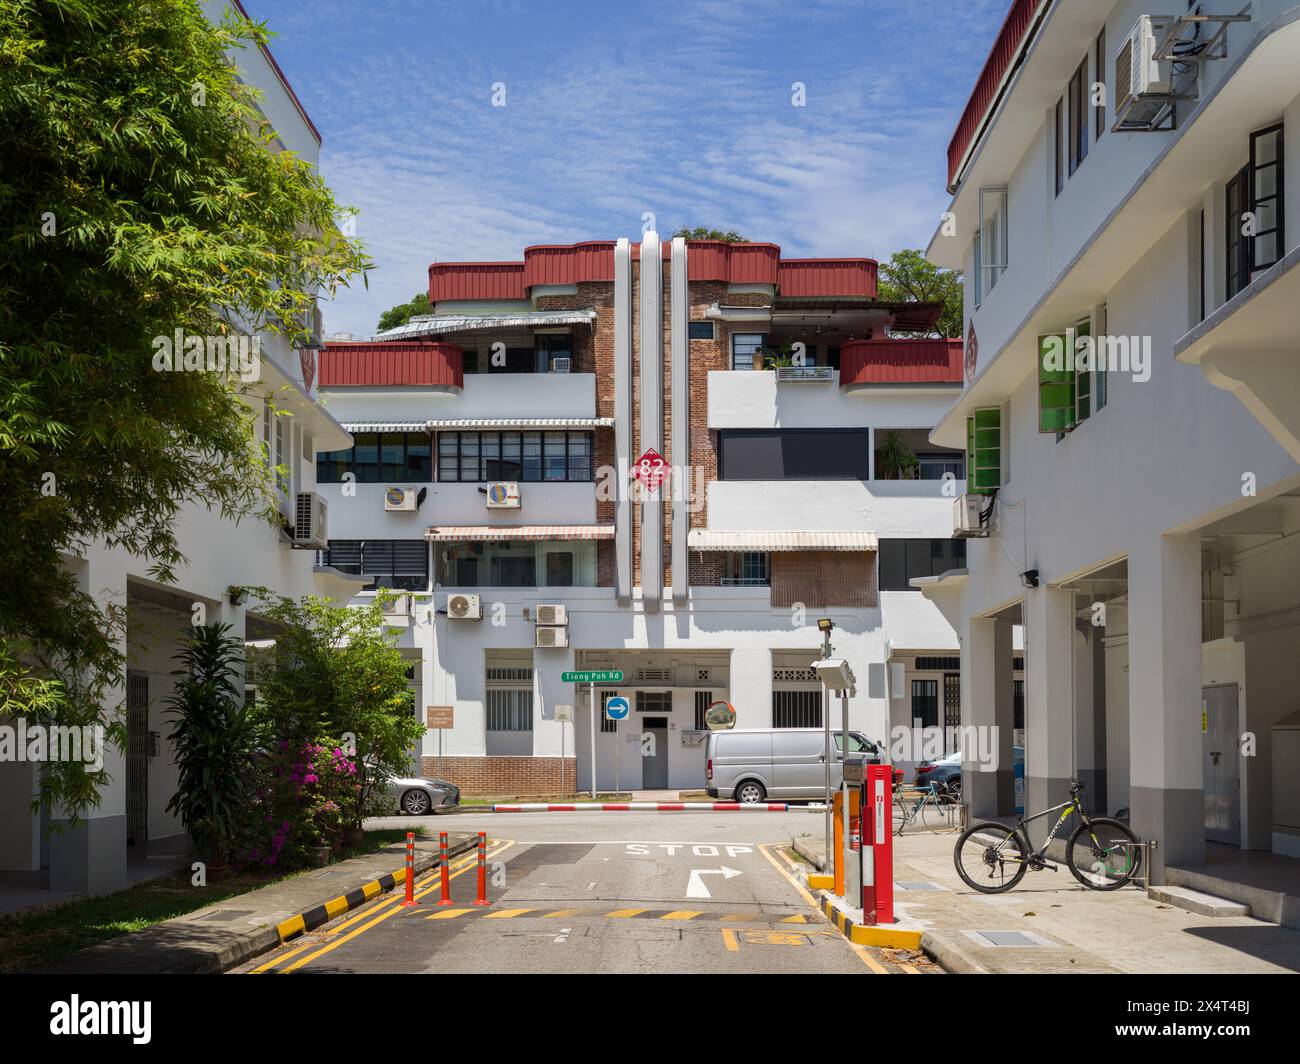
left=341, top=421, right=428, bottom=433
left=426, top=417, right=613, bottom=429
left=427, top=525, right=615, bottom=542
left=687, top=530, right=878, bottom=552
left=375, top=309, right=597, bottom=340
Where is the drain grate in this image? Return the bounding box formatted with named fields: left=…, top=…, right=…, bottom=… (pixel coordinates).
left=193, top=909, right=256, bottom=922
left=961, top=929, right=1054, bottom=948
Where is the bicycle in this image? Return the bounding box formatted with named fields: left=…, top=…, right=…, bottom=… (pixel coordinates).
left=893, top=781, right=958, bottom=835
left=952, top=780, right=1141, bottom=893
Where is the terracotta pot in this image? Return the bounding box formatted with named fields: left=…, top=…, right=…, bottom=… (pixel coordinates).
left=312, top=845, right=332, bottom=867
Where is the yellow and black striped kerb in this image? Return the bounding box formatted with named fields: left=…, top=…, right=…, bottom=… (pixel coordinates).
left=818, top=891, right=923, bottom=949
left=274, top=867, right=408, bottom=943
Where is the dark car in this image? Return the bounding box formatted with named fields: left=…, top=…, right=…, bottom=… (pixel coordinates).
left=914, top=751, right=962, bottom=796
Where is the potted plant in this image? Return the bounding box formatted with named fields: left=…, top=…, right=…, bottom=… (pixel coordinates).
left=164, top=623, right=259, bottom=872
left=876, top=430, right=920, bottom=480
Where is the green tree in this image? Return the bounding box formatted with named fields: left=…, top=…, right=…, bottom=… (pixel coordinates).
left=247, top=593, right=423, bottom=829
left=163, top=623, right=259, bottom=863
left=877, top=249, right=963, bottom=338
left=0, top=0, right=370, bottom=819
left=671, top=226, right=747, bottom=242
left=377, top=291, right=431, bottom=333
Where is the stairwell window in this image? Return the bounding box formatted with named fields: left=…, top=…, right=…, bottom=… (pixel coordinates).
left=1094, top=27, right=1106, bottom=141
left=1068, top=56, right=1089, bottom=175
left=974, top=187, right=1008, bottom=306
left=1054, top=98, right=1064, bottom=196
left=1226, top=124, right=1286, bottom=299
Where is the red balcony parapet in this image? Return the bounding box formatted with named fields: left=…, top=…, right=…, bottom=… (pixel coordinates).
left=841, top=338, right=964, bottom=386
left=321, top=341, right=463, bottom=388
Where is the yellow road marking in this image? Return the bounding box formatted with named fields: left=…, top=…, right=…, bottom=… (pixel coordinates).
left=256, top=840, right=516, bottom=974
left=900, top=962, right=921, bottom=974
left=322, top=848, right=485, bottom=938
left=484, top=908, right=535, bottom=919
left=542, top=909, right=583, bottom=919
left=424, top=908, right=474, bottom=920
left=604, top=908, right=647, bottom=918
left=851, top=942, right=890, bottom=974
left=661, top=910, right=704, bottom=921
left=717, top=912, right=761, bottom=921
left=721, top=928, right=740, bottom=952
left=779, top=914, right=808, bottom=923
left=757, top=843, right=820, bottom=909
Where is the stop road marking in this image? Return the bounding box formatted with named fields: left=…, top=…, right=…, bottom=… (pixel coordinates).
left=624, top=844, right=752, bottom=857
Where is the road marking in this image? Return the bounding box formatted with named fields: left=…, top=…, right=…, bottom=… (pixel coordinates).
left=425, top=908, right=474, bottom=920
left=484, top=908, right=536, bottom=919
left=542, top=908, right=583, bottom=919
left=605, top=908, right=647, bottom=918
left=253, top=840, right=516, bottom=974
left=553, top=928, right=572, bottom=944
left=722, top=927, right=740, bottom=952
left=686, top=865, right=742, bottom=898
left=661, top=910, right=704, bottom=921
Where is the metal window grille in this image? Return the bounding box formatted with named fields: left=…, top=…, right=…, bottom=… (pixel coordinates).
left=486, top=688, right=533, bottom=732
left=772, top=689, right=822, bottom=728
left=694, top=690, right=713, bottom=730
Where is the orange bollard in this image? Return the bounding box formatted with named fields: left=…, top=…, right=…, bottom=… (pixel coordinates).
left=399, top=831, right=418, bottom=907
left=473, top=831, right=490, bottom=906
left=437, top=831, right=453, bottom=906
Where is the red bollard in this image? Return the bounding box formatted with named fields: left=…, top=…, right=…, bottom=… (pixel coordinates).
left=437, top=831, right=453, bottom=906
left=473, top=831, right=490, bottom=906
left=399, top=831, right=418, bottom=907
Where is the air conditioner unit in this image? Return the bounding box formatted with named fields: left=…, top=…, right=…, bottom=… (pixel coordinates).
left=550, top=357, right=571, bottom=374
left=953, top=493, right=989, bottom=539
left=291, top=492, right=328, bottom=549
left=535, top=625, right=569, bottom=648
left=384, top=487, right=418, bottom=512
left=1115, top=15, right=1174, bottom=125
left=485, top=481, right=520, bottom=509
left=446, top=593, right=482, bottom=620
left=535, top=604, right=567, bottom=626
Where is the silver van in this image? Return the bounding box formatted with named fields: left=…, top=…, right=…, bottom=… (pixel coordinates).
left=705, top=728, right=882, bottom=803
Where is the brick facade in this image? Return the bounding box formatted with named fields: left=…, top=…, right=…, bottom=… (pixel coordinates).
left=421, top=754, right=577, bottom=796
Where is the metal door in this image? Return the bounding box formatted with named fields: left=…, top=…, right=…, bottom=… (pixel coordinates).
left=1202, top=684, right=1240, bottom=844
left=943, top=673, right=961, bottom=752
left=126, top=670, right=149, bottom=846
left=642, top=717, right=668, bottom=789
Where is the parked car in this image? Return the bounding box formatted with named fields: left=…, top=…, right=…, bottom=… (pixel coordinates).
left=915, top=746, right=1025, bottom=800
left=387, top=774, right=459, bottom=815
left=914, top=750, right=962, bottom=795
left=705, top=728, right=882, bottom=803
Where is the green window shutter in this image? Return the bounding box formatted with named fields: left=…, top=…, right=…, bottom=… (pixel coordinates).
left=1074, top=319, right=1091, bottom=424
left=1038, top=332, right=1076, bottom=433
left=968, top=406, right=1001, bottom=493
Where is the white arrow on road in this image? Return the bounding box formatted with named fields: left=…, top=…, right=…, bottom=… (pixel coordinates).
left=686, top=866, right=743, bottom=899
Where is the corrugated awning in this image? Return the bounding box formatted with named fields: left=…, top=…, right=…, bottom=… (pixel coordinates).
left=687, top=530, right=878, bottom=551
left=341, top=420, right=428, bottom=433
left=342, top=418, right=614, bottom=433
left=375, top=309, right=597, bottom=340
left=426, top=417, right=614, bottom=429
left=427, top=525, right=615, bottom=541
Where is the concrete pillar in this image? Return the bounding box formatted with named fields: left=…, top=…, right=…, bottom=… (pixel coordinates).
left=1023, top=586, right=1075, bottom=846
left=962, top=615, right=1015, bottom=819
left=1128, top=533, right=1204, bottom=879
left=730, top=648, right=772, bottom=728
left=0, top=761, right=42, bottom=878
left=49, top=556, right=129, bottom=894
left=533, top=645, right=575, bottom=757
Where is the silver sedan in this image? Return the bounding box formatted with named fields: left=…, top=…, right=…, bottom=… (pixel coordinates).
left=386, top=775, right=460, bottom=815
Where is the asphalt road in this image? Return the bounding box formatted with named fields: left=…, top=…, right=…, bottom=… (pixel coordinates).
left=238, top=811, right=934, bottom=975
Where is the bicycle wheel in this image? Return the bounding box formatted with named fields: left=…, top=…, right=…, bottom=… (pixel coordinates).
left=953, top=822, right=1028, bottom=893
left=1067, top=817, right=1141, bottom=890
left=914, top=796, right=958, bottom=833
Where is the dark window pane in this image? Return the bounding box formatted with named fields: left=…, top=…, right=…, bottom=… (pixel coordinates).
left=546, top=552, right=574, bottom=587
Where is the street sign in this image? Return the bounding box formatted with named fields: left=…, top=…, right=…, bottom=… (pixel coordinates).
left=425, top=705, right=454, bottom=729
left=562, top=670, right=624, bottom=683
left=633, top=448, right=668, bottom=493
left=604, top=696, right=630, bottom=721
left=554, top=703, right=574, bottom=722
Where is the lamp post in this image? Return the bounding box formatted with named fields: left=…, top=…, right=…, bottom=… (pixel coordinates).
left=813, top=637, right=857, bottom=902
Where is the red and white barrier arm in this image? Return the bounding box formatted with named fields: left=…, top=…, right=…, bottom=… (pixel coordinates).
left=489, top=801, right=789, bottom=813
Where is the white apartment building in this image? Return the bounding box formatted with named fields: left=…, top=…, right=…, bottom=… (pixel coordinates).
left=0, top=2, right=364, bottom=900
left=923, top=0, right=1300, bottom=904
left=316, top=237, right=1003, bottom=798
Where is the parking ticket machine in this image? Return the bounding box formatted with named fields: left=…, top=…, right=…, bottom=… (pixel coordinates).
left=861, top=764, right=894, bottom=925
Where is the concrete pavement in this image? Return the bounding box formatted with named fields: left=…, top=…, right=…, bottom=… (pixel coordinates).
left=791, top=828, right=1300, bottom=974
left=241, top=810, right=937, bottom=975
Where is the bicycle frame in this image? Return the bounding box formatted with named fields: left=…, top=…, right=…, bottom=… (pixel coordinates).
left=1008, top=797, right=1092, bottom=861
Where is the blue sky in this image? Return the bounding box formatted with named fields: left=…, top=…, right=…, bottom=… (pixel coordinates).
left=243, top=0, right=1008, bottom=337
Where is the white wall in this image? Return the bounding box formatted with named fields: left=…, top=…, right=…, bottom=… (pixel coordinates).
left=320, top=373, right=597, bottom=423
left=708, top=480, right=961, bottom=537
left=707, top=371, right=959, bottom=430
